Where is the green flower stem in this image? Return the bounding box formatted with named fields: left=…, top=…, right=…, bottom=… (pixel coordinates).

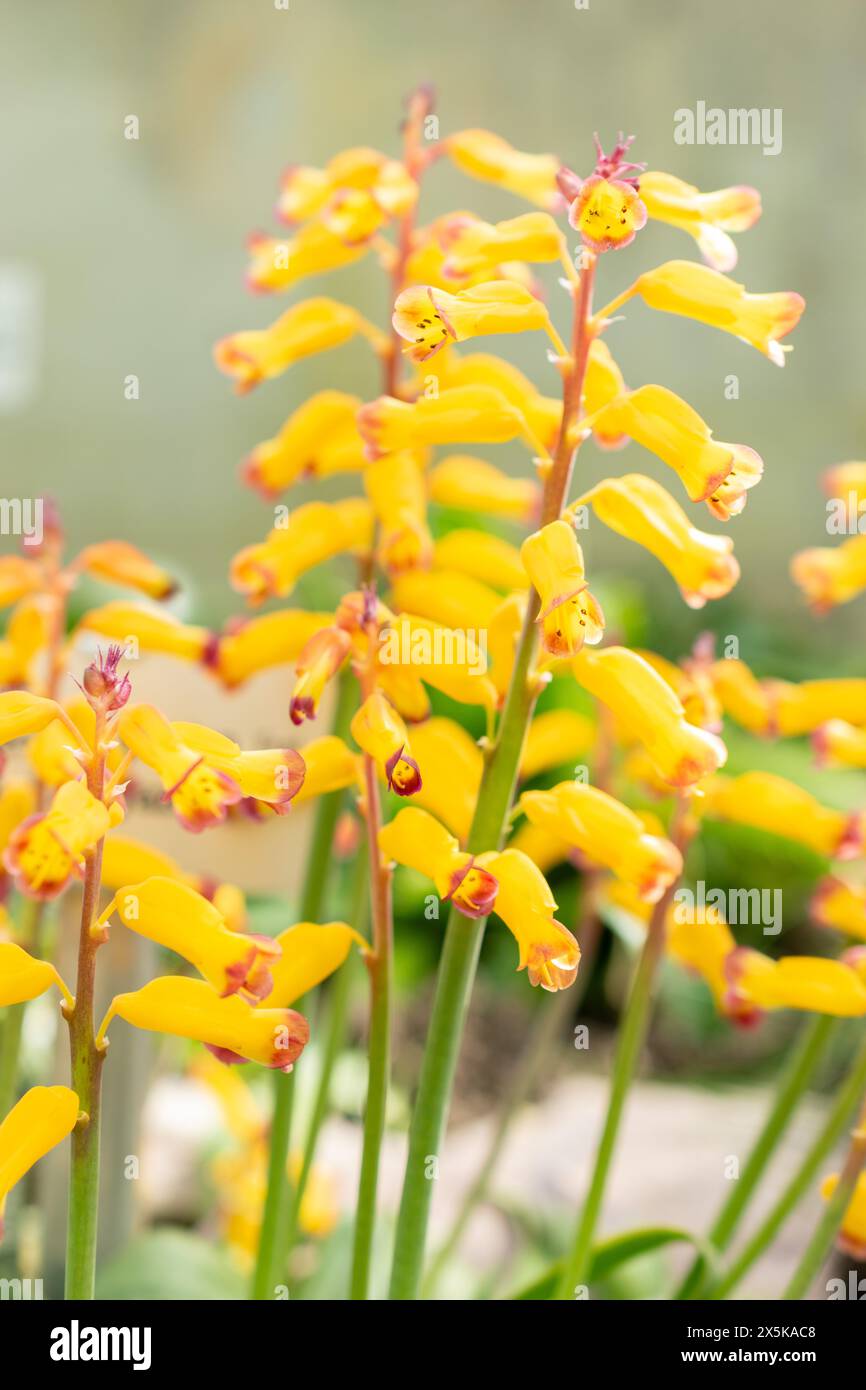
left=250, top=673, right=354, bottom=1300
left=710, top=1031, right=866, bottom=1300
left=675, top=1013, right=837, bottom=1299
left=387, top=258, right=597, bottom=1302
left=423, top=885, right=603, bottom=1296
left=783, top=1096, right=866, bottom=1300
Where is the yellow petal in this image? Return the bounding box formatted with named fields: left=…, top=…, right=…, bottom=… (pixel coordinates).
left=0, top=942, right=71, bottom=1007
left=406, top=717, right=482, bottom=841
left=262, top=921, right=366, bottom=1007
left=0, top=1086, right=79, bottom=1231
left=427, top=452, right=540, bottom=523
left=75, top=541, right=176, bottom=599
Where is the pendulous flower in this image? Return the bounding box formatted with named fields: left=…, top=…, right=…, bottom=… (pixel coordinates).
left=521, top=519, right=604, bottom=657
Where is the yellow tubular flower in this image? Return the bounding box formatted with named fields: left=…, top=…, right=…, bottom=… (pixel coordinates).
left=0, top=600, right=50, bottom=687
left=630, top=260, right=805, bottom=365
left=292, top=735, right=359, bottom=803
left=573, top=646, right=727, bottom=787
left=665, top=904, right=753, bottom=1024
left=383, top=615, right=498, bottom=712
left=728, top=950, right=866, bottom=1017
left=569, top=174, right=647, bottom=253
left=244, top=226, right=367, bottom=294
left=702, top=772, right=865, bottom=860
left=406, top=717, right=482, bottom=841
left=813, top=720, right=866, bottom=770
left=576, top=473, right=740, bottom=608
left=639, top=172, right=761, bottom=271
left=439, top=211, right=565, bottom=279
left=214, top=610, right=332, bottom=688
left=109, top=878, right=281, bottom=1000
left=117, top=705, right=243, bottom=832
left=821, top=1172, right=866, bottom=1261
left=507, top=818, right=572, bottom=876
left=392, top=282, right=552, bottom=365
left=432, top=530, right=528, bottom=592
left=101, top=835, right=189, bottom=890
left=631, top=649, right=721, bottom=731
left=364, top=451, right=433, bottom=572
left=74, top=603, right=212, bottom=664
left=774, top=680, right=866, bottom=736
left=0, top=1087, right=79, bottom=1237
left=0, top=692, right=67, bottom=745
left=588, top=384, right=763, bottom=520
left=477, top=847, right=580, bottom=991
left=101, top=977, right=309, bottom=1071
left=791, top=536, right=866, bottom=611
left=521, top=520, right=604, bottom=657
left=261, top=921, right=367, bottom=1007
left=445, top=129, right=560, bottom=208
left=0, top=942, right=72, bottom=1007
left=277, top=147, right=416, bottom=225
left=230, top=499, right=373, bottom=603
left=811, top=878, right=866, bottom=942
left=357, top=386, right=531, bottom=460
left=427, top=453, right=540, bottom=524
left=242, top=391, right=365, bottom=497
left=518, top=782, right=682, bottom=903
left=351, top=692, right=422, bottom=797
left=433, top=353, right=561, bottom=453
left=172, top=723, right=306, bottom=810
left=5, top=779, right=111, bottom=900
left=214, top=298, right=377, bottom=394
left=74, top=541, right=176, bottom=599
left=709, top=658, right=776, bottom=737
left=378, top=807, right=498, bottom=918
left=290, top=626, right=352, bottom=726
left=0, top=556, right=42, bottom=609
left=391, top=569, right=501, bottom=630
left=520, top=709, right=594, bottom=780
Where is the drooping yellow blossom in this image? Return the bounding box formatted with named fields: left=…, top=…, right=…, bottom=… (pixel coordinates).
left=230, top=499, right=373, bottom=603
left=100, top=835, right=191, bottom=891
left=357, top=386, right=531, bottom=460
left=364, top=451, right=433, bottom=571
left=101, top=977, right=309, bottom=1071
left=75, top=606, right=209, bottom=668
left=106, top=878, right=281, bottom=1000
left=392, top=281, right=553, bottom=364
left=664, top=902, right=759, bottom=1025
left=632, top=648, right=721, bottom=732
left=0, top=692, right=68, bottom=745
left=4, top=778, right=113, bottom=900
left=709, top=658, right=777, bottom=737
left=292, top=736, right=359, bottom=804
left=427, top=453, right=540, bottom=523
left=702, top=772, right=865, bottom=860
left=520, top=709, right=594, bottom=780
left=74, top=541, right=176, bottom=599
left=431, top=353, right=561, bottom=453
left=575, top=473, right=740, bottom=607
left=351, top=692, right=422, bottom=797
left=171, top=723, right=306, bottom=811
left=639, top=172, right=761, bottom=271
left=289, top=626, right=352, bottom=726
left=0, top=600, right=50, bottom=687
left=445, top=129, right=560, bottom=209
left=391, top=569, right=501, bottom=630
left=521, top=519, right=604, bottom=657
left=117, top=705, right=243, bottom=832
left=0, top=1087, right=79, bottom=1237
left=432, top=530, right=528, bottom=593
left=820, top=1172, right=866, bottom=1261
left=0, top=942, right=72, bottom=1008
left=378, top=807, right=498, bottom=918
left=405, top=717, right=482, bottom=841
left=438, top=211, right=565, bottom=279
left=242, top=391, right=365, bottom=496
left=214, top=298, right=384, bottom=394
left=791, top=536, right=866, bottom=612
left=477, top=847, right=580, bottom=991
left=213, top=610, right=332, bottom=687
left=381, top=614, right=498, bottom=711
left=583, top=339, right=629, bottom=449
left=276, top=146, right=417, bottom=225
left=813, top=720, right=866, bottom=770
left=568, top=174, right=647, bottom=253
left=587, top=385, right=763, bottom=520
left=518, top=781, right=683, bottom=902
left=573, top=646, right=727, bottom=787
left=628, top=261, right=805, bottom=366
left=811, top=878, right=866, bottom=942
left=244, top=226, right=368, bottom=294
left=727, top=950, right=866, bottom=1018
left=260, top=920, right=367, bottom=1007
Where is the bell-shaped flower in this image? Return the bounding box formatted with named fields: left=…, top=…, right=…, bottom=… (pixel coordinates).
left=639, top=172, right=761, bottom=271
left=576, top=473, right=740, bottom=607
left=0, top=1087, right=79, bottom=1238
left=392, top=281, right=553, bottom=364
left=378, top=807, right=498, bottom=918
left=427, top=453, right=539, bottom=523
left=521, top=520, right=604, bottom=657
left=292, top=735, right=360, bottom=804
left=5, top=779, right=112, bottom=899
left=290, top=626, right=353, bottom=726
left=583, top=340, right=629, bottom=449
left=260, top=921, right=367, bottom=1007
left=573, top=645, right=727, bottom=787
left=518, top=781, right=682, bottom=902
left=568, top=173, right=647, bottom=252
left=351, top=692, right=422, bottom=797
left=774, top=679, right=866, bottom=736
left=242, top=390, right=365, bottom=497
left=75, top=602, right=211, bottom=662
left=727, top=949, right=866, bottom=1017
left=630, top=260, right=804, bottom=365
left=100, top=835, right=190, bottom=891
left=101, top=977, right=309, bottom=1070
left=117, top=705, right=243, bottom=832
left=665, top=902, right=761, bottom=1025
left=364, top=450, right=433, bottom=571
left=74, top=541, right=176, bottom=599
left=476, top=847, right=580, bottom=990
left=215, top=298, right=383, bottom=394
left=702, top=771, right=865, bottom=859
left=445, top=129, right=560, bottom=209
left=357, top=386, right=531, bottom=460
left=231, top=498, right=373, bottom=603
left=791, top=536, right=866, bottom=612
left=213, top=609, right=332, bottom=688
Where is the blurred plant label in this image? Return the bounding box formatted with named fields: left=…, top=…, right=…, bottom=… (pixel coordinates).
left=0, top=264, right=41, bottom=411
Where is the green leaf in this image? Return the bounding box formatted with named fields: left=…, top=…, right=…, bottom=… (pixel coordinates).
left=95, top=1229, right=247, bottom=1301
left=511, top=1226, right=716, bottom=1300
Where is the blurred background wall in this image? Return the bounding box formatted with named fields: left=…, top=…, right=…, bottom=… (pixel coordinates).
left=1, top=0, right=864, bottom=651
